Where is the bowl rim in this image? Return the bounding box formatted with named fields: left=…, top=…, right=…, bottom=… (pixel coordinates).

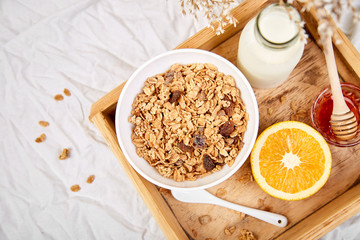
left=115, top=48, right=259, bottom=190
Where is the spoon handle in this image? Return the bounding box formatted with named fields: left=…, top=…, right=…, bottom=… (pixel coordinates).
left=207, top=193, right=288, bottom=227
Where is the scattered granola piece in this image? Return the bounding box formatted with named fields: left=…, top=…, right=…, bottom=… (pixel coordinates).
left=63, top=88, right=71, bottom=96
left=239, top=229, right=256, bottom=240
left=38, top=121, right=49, bottom=127
left=35, top=133, right=46, bottom=143
left=267, top=107, right=273, bottom=115
left=229, top=209, right=246, bottom=219
left=158, top=187, right=171, bottom=194
left=70, top=184, right=81, bottom=192
left=239, top=172, right=254, bottom=183
left=192, top=229, right=198, bottom=238
left=54, top=94, right=64, bottom=101
left=216, top=188, right=227, bottom=198
left=239, top=212, right=246, bottom=220
left=59, top=148, right=70, bottom=160
left=86, top=175, right=95, bottom=184
left=280, top=95, right=286, bottom=103
left=224, top=226, right=236, bottom=236
left=290, top=101, right=297, bottom=111
left=296, top=109, right=307, bottom=119
left=198, top=215, right=212, bottom=225
left=289, top=108, right=308, bottom=121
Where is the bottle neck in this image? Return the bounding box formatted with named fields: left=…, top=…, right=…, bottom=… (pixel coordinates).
left=254, top=3, right=300, bottom=49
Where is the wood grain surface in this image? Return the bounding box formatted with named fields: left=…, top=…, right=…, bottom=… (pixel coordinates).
left=89, top=1, right=360, bottom=239
left=160, top=31, right=360, bottom=240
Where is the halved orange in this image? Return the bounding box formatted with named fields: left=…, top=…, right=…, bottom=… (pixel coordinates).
left=250, top=121, right=332, bottom=201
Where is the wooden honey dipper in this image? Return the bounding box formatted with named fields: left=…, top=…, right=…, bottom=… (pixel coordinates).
left=323, top=35, right=358, bottom=140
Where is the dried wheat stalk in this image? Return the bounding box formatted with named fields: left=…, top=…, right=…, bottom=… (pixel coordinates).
left=179, top=0, right=241, bottom=35
left=298, top=0, right=359, bottom=44
left=179, top=0, right=360, bottom=42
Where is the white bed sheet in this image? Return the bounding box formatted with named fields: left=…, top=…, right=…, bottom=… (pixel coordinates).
left=0, top=0, right=359, bottom=239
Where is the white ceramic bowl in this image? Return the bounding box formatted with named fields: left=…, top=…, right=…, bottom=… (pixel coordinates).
left=115, top=49, right=259, bottom=190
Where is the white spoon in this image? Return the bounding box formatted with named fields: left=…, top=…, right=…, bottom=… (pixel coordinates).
left=171, top=189, right=288, bottom=227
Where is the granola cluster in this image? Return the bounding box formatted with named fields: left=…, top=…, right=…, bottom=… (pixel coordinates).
left=129, top=63, right=248, bottom=182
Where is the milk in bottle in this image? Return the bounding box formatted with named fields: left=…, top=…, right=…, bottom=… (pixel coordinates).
left=237, top=4, right=305, bottom=89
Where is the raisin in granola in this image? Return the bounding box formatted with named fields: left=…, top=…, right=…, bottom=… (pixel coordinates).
left=203, top=154, right=216, bottom=172
left=219, top=121, right=235, bottom=137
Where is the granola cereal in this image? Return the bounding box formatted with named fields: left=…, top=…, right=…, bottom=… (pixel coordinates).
left=224, top=226, right=236, bottom=236
left=216, top=188, right=227, bottom=198
left=54, top=94, right=64, bottom=101
left=198, top=215, right=212, bottom=225
left=239, top=229, right=256, bottom=240
left=280, top=95, right=286, bottom=103
left=70, top=184, right=81, bottom=192
left=289, top=100, right=307, bottom=121
left=38, top=121, right=49, bottom=127
left=59, top=148, right=70, bottom=160
left=35, top=133, right=46, bottom=143
left=63, top=88, right=71, bottom=96
left=290, top=101, right=297, bottom=111
left=129, top=63, right=248, bottom=181
left=238, top=212, right=246, bottom=220
left=158, top=187, right=171, bottom=195
left=86, top=175, right=95, bottom=184
left=238, top=172, right=254, bottom=183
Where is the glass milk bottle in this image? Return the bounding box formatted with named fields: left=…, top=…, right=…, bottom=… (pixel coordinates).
left=237, top=4, right=305, bottom=89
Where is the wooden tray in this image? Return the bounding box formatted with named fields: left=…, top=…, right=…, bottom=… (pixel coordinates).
left=89, top=0, right=360, bottom=239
